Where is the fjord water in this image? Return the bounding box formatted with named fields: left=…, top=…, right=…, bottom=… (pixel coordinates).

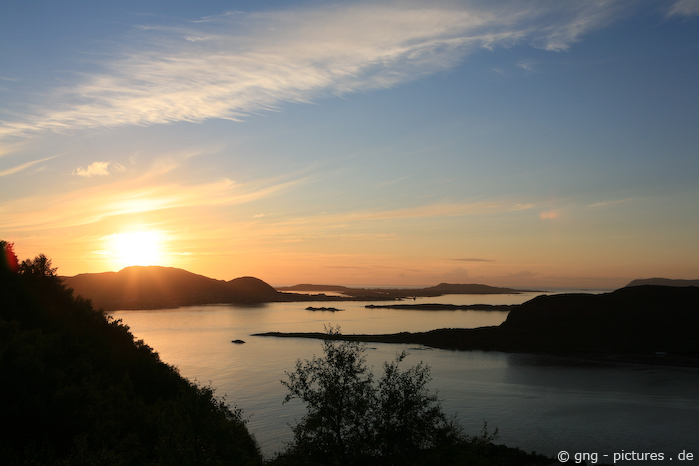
left=110, top=291, right=699, bottom=461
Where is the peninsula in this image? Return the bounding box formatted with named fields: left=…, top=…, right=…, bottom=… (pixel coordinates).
left=365, top=303, right=516, bottom=311
left=256, top=285, right=699, bottom=366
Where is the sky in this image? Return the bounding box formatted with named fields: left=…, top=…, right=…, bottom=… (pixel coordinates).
left=1, top=0, right=698, bottom=289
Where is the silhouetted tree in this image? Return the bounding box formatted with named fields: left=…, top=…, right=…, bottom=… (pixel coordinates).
left=373, top=350, right=463, bottom=464
left=0, top=240, right=18, bottom=274
left=279, top=327, right=463, bottom=466
left=18, top=253, right=57, bottom=277
left=282, top=327, right=375, bottom=465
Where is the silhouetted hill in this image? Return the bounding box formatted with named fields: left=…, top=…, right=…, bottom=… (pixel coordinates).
left=499, top=286, right=699, bottom=355
left=228, top=276, right=280, bottom=298
left=64, top=266, right=282, bottom=310
left=424, top=283, right=528, bottom=294
left=625, top=277, right=699, bottom=287
left=1, top=254, right=262, bottom=465
left=257, top=286, right=699, bottom=365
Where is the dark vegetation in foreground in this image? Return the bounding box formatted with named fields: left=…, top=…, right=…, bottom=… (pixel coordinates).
left=1, top=242, right=262, bottom=465
left=258, top=286, right=699, bottom=366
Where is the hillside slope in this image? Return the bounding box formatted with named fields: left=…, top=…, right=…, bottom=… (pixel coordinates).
left=1, top=254, right=262, bottom=465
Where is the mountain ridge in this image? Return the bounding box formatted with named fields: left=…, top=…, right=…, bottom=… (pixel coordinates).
left=63, top=266, right=537, bottom=311
left=63, top=266, right=280, bottom=311
left=275, top=282, right=534, bottom=298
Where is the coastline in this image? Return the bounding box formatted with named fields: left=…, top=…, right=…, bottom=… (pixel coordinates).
left=252, top=330, right=699, bottom=368
left=365, top=303, right=516, bottom=311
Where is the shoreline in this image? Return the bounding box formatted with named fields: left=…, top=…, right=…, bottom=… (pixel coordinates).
left=365, top=303, right=516, bottom=311
left=252, top=330, right=699, bottom=369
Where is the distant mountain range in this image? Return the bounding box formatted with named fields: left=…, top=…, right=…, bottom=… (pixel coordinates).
left=63, top=267, right=534, bottom=311
left=277, top=282, right=531, bottom=298
left=63, top=266, right=698, bottom=317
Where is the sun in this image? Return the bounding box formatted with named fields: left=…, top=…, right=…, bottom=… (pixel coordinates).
left=109, top=231, right=163, bottom=269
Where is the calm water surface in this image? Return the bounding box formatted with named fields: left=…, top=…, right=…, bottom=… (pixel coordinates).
left=110, top=292, right=699, bottom=463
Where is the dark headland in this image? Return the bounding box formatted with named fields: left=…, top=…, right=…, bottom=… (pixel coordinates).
left=256, top=285, right=699, bottom=366
left=625, top=277, right=699, bottom=287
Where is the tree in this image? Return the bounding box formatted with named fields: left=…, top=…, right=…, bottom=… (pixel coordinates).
left=0, top=240, right=19, bottom=274
left=281, top=327, right=375, bottom=465
left=18, top=253, right=57, bottom=277
left=374, top=351, right=462, bottom=463
left=279, top=326, right=463, bottom=466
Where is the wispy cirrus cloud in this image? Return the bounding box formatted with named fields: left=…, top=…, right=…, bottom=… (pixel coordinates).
left=345, top=199, right=535, bottom=222
left=516, top=60, right=538, bottom=71
left=587, top=197, right=635, bottom=208
left=0, top=155, right=59, bottom=177
left=0, top=169, right=319, bottom=231
left=254, top=198, right=537, bottom=237
left=666, top=0, right=699, bottom=17
left=0, top=0, right=630, bottom=141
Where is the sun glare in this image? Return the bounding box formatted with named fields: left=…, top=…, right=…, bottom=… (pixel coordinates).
left=109, top=231, right=163, bottom=269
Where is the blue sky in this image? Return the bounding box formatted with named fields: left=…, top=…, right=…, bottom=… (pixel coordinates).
left=1, top=0, right=698, bottom=288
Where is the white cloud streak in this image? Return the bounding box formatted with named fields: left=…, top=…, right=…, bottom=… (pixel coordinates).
left=0, top=1, right=629, bottom=141
left=0, top=155, right=59, bottom=177
left=587, top=197, right=635, bottom=208
left=72, top=161, right=126, bottom=177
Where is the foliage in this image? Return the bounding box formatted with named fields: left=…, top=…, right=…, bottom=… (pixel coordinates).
left=277, top=326, right=463, bottom=466
left=1, top=240, right=19, bottom=274
left=373, top=350, right=462, bottom=462
left=0, top=246, right=262, bottom=465
left=281, top=327, right=375, bottom=465
left=18, top=253, right=57, bottom=277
